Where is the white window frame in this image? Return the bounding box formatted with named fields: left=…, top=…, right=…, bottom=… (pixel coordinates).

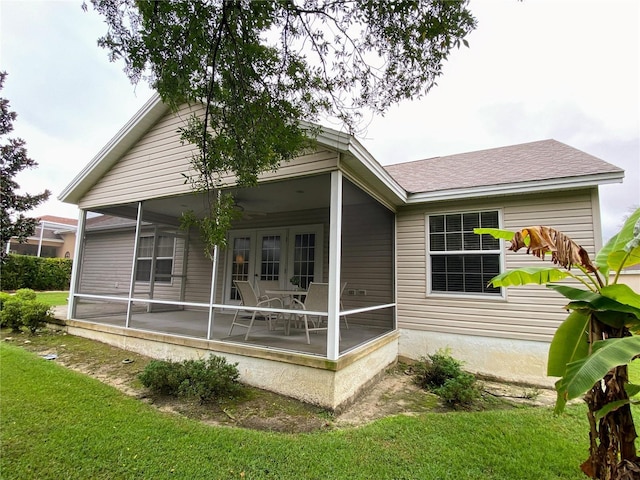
left=135, top=234, right=176, bottom=285
left=426, top=209, right=505, bottom=299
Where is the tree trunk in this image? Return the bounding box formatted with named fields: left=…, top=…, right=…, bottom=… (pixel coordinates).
left=582, top=320, right=640, bottom=479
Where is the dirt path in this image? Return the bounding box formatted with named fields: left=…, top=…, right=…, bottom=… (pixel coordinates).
left=3, top=330, right=556, bottom=433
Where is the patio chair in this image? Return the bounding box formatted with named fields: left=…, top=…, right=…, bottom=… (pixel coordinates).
left=228, top=280, right=283, bottom=340
left=291, top=282, right=331, bottom=344
left=256, top=279, right=281, bottom=302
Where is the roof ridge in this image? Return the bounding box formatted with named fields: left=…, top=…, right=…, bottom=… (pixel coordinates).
left=386, top=139, right=557, bottom=168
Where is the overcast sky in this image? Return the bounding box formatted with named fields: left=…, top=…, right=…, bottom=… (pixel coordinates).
left=1, top=0, right=638, bottom=241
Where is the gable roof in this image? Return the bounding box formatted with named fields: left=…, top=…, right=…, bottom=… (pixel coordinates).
left=384, top=139, right=624, bottom=202
left=58, top=94, right=405, bottom=207
left=59, top=92, right=624, bottom=209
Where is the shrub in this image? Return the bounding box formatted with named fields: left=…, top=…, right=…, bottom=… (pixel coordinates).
left=413, top=350, right=481, bottom=407
left=435, top=372, right=481, bottom=407
left=15, top=288, right=37, bottom=301
left=0, top=292, right=11, bottom=310
left=139, top=360, right=184, bottom=395
left=20, top=300, right=54, bottom=334
left=0, top=254, right=72, bottom=291
left=413, top=350, right=464, bottom=390
left=1, top=298, right=23, bottom=331
left=0, top=293, right=52, bottom=333
left=139, top=355, right=244, bottom=403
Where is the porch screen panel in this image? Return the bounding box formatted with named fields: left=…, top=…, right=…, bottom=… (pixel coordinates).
left=293, top=233, right=315, bottom=289
left=231, top=236, right=251, bottom=300
left=260, top=235, right=281, bottom=281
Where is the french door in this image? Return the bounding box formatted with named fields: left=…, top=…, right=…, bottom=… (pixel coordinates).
left=225, top=226, right=322, bottom=303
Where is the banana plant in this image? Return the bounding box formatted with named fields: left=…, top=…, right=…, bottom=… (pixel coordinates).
left=476, top=207, right=640, bottom=479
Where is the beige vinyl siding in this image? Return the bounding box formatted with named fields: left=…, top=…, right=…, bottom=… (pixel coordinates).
left=78, top=230, right=135, bottom=295
left=79, top=229, right=186, bottom=302
left=182, top=232, right=215, bottom=305
left=396, top=188, right=598, bottom=342
left=341, top=202, right=395, bottom=328
left=80, top=104, right=202, bottom=209
left=79, top=104, right=339, bottom=210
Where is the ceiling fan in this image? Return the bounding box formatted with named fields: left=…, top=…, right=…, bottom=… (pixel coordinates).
left=233, top=199, right=268, bottom=219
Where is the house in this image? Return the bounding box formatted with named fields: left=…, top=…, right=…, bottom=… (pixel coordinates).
left=6, top=216, right=77, bottom=259
left=58, top=94, right=624, bottom=409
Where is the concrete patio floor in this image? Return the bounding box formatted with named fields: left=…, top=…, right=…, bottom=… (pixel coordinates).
left=61, top=305, right=391, bottom=356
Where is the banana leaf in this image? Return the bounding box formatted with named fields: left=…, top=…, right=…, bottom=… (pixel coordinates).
left=547, top=309, right=590, bottom=377
left=555, top=336, right=640, bottom=414
left=548, top=284, right=640, bottom=320
left=489, top=267, right=570, bottom=287
left=473, top=228, right=515, bottom=241
left=595, top=208, right=640, bottom=273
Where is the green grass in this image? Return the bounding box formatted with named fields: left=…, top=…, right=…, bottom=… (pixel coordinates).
left=0, top=343, right=599, bottom=480
left=34, top=291, right=69, bottom=306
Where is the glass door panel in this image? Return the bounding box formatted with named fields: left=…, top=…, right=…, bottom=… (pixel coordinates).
left=230, top=236, right=251, bottom=301
left=259, top=234, right=281, bottom=281
left=292, top=233, right=316, bottom=290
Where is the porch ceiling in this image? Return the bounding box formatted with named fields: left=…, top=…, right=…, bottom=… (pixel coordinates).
left=93, top=174, right=377, bottom=224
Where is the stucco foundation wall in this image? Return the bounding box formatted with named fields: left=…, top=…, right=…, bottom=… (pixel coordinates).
left=398, top=328, right=555, bottom=388
left=65, top=322, right=398, bottom=409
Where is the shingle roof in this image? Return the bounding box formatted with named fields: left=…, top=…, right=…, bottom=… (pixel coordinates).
left=384, top=139, right=624, bottom=194
left=38, top=215, right=78, bottom=226
left=86, top=215, right=136, bottom=229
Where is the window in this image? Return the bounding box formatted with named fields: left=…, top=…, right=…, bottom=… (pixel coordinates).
left=135, top=235, right=175, bottom=283
left=428, top=211, right=502, bottom=295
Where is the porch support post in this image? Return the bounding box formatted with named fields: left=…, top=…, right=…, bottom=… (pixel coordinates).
left=37, top=220, right=44, bottom=257
left=327, top=170, right=343, bottom=360
left=147, top=226, right=158, bottom=313
left=179, top=229, right=190, bottom=303
left=126, top=202, right=144, bottom=328
left=207, top=244, right=219, bottom=340
left=68, top=209, right=87, bottom=320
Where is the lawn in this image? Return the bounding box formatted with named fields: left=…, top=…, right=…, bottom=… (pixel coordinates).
left=34, top=290, right=69, bottom=306
left=0, top=343, right=597, bottom=480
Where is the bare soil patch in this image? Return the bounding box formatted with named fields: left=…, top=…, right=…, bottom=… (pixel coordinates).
left=2, top=329, right=555, bottom=433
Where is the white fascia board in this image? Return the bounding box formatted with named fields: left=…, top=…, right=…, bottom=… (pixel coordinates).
left=312, top=125, right=407, bottom=203
left=406, top=171, right=625, bottom=204
left=41, top=221, right=78, bottom=230
left=58, top=94, right=168, bottom=205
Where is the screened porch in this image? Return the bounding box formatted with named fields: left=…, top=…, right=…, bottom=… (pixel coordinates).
left=68, top=172, right=396, bottom=359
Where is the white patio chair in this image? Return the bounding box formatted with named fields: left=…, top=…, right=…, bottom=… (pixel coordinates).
left=228, top=280, right=283, bottom=340
left=291, top=282, right=331, bottom=344
left=255, top=279, right=281, bottom=302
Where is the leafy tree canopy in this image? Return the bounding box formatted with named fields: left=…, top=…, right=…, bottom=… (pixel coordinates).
left=0, top=72, right=51, bottom=263
left=88, top=0, right=476, bottom=250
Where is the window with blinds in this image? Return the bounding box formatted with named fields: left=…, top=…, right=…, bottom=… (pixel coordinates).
left=428, top=211, right=502, bottom=296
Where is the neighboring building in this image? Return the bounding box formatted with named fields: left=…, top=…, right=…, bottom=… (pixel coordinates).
left=614, top=267, right=640, bottom=291
left=6, top=216, right=78, bottom=259
left=57, top=95, right=624, bottom=409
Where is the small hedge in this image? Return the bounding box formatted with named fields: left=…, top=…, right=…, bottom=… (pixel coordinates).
left=0, top=254, right=72, bottom=291
left=139, top=356, right=245, bottom=404
left=0, top=288, right=53, bottom=333
left=413, top=350, right=482, bottom=407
